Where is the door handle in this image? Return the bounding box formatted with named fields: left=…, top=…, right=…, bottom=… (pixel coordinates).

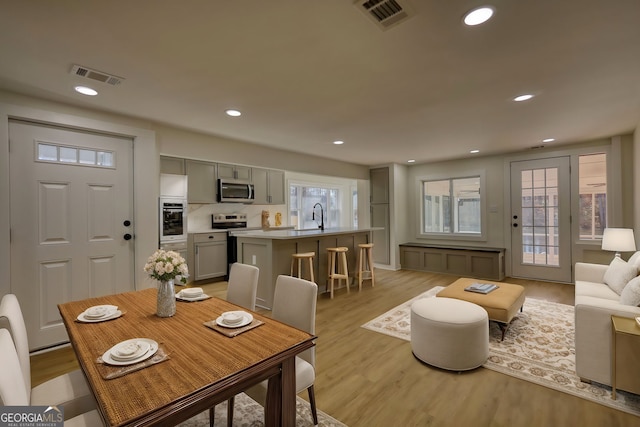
left=123, top=233, right=133, bottom=240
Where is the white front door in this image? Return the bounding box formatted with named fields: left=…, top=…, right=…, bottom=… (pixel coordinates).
left=9, top=120, right=135, bottom=350
left=510, top=157, right=572, bottom=282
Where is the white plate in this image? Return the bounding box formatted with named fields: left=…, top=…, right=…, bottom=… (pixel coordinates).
left=77, top=310, right=122, bottom=323
left=175, top=292, right=210, bottom=302
left=110, top=340, right=151, bottom=361
left=180, top=287, right=204, bottom=298
left=216, top=311, right=253, bottom=328
left=82, top=305, right=118, bottom=319
left=85, top=305, right=110, bottom=318
left=102, top=338, right=158, bottom=366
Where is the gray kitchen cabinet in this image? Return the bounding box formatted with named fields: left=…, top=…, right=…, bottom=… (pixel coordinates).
left=252, top=168, right=285, bottom=205
left=370, top=167, right=390, bottom=264
left=192, top=232, right=227, bottom=280
left=186, top=160, right=217, bottom=203
left=160, top=156, right=185, bottom=175
left=217, top=163, right=251, bottom=181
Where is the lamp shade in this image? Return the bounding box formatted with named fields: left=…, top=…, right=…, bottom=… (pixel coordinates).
left=601, top=228, right=636, bottom=254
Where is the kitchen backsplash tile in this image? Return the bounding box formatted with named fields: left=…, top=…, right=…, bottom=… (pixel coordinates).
left=187, top=203, right=287, bottom=232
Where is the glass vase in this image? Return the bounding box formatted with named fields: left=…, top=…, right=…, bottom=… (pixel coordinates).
left=157, top=279, right=176, bottom=317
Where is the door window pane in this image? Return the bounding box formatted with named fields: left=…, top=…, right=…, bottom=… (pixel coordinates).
left=35, top=141, right=115, bottom=169
left=520, top=167, right=560, bottom=266
left=37, top=143, right=57, bottom=161
left=59, top=147, right=77, bottom=163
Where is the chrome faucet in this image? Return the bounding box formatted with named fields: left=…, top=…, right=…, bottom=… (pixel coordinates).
left=312, top=203, right=325, bottom=230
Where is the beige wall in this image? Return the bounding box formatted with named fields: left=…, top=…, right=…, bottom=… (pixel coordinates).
left=400, top=135, right=636, bottom=276
left=1, top=88, right=638, bottom=291
left=156, top=124, right=369, bottom=180
left=0, top=92, right=159, bottom=297
left=0, top=90, right=369, bottom=297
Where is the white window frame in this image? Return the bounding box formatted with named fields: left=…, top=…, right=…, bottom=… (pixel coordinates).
left=288, top=173, right=356, bottom=230
left=417, top=171, right=487, bottom=241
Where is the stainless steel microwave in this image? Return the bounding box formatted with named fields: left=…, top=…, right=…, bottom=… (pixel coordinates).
left=218, top=179, right=254, bottom=203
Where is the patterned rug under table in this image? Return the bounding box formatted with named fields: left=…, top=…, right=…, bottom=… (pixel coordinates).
left=178, top=393, right=346, bottom=427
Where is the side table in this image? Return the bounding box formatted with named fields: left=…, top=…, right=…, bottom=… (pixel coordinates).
left=611, top=315, right=640, bottom=399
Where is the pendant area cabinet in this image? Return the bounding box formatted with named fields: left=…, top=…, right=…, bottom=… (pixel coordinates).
left=217, top=163, right=251, bottom=181
left=186, top=160, right=217, bottom=203
left=252, top=168, right=285, bottom=205
left=160, top=156, right=186, bottom=175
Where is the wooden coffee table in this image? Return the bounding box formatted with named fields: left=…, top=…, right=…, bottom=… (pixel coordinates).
left=436, top=278, right=525, bottom=340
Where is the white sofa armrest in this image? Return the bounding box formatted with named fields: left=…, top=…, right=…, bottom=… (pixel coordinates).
left=574, top=262, right=608, bottom=283
left=574, top=295, right=640, bottom=385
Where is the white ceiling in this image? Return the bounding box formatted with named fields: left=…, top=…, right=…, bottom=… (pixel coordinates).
left=0, top=0, right=638, bottom=166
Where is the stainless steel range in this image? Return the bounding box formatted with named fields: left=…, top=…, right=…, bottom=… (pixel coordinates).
left=211, top=213, right=248, bottom=230
left=212, top=213, right=249, bottom=273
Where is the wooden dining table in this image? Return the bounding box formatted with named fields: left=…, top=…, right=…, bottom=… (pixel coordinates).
left=58, top=288, right=315, bottom=427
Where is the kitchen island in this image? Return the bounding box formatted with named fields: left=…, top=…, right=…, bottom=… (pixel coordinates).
left=231, top=227, right=374, bottom=308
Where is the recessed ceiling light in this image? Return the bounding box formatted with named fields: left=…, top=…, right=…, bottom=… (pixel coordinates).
left=543, top=138, right=555, bottom=143
left=463, top=6, right=495, bottom=26
left=407, top=159, right=416, bottom=163
left=470, top=149, right=480, bottom=154
left=333, top=140, right=344, bottom=145
left=513, top=94, right=534, bottom=102
left=225, top=109, right=241, bottom=117
left=74, top=86, right=98, bottom=96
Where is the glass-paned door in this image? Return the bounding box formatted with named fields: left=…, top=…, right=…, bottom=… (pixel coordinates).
left=510, top=157, right=571, bottom=282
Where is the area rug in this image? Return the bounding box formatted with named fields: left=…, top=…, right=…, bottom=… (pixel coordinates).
left=178, top=393, right=347, bottom=426
left=361, top=286, right=640, bottom=417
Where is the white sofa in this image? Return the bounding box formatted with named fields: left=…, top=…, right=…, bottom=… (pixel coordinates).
left=574, top=261, right=640, bottom=386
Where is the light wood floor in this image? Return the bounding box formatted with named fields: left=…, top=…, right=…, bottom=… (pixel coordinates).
left=31, top=270, right=638, bottom=427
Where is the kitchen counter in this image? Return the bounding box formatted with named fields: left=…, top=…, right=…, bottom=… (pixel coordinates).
left=230, top=227, right=377, bottom=239
left=233, top=227, right=374, bottom=308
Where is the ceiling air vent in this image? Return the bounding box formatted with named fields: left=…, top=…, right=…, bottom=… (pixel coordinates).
left=70, top=64, right=124, bottom=86
left=356, top=0, right=415, bottom=30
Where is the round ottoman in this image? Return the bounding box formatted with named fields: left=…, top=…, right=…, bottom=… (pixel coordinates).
left=411, top=297, right=489, bottom=371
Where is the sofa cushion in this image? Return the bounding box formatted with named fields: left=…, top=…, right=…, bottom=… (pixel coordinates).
left=603, top=257, right=637, bottom=295
left=628, top=251, right=640, bottom=271
left=575, top=280, right=621, bottom=301
left=620, top=276, right=640, bottom=306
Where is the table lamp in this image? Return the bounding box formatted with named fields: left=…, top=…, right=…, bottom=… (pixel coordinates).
left=601, top=228, right=636, bottom=258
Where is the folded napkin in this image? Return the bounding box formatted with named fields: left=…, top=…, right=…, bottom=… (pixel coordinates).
left=203, top=319, right=264, bottom=337
left=96, top=346, right=170, bottom=380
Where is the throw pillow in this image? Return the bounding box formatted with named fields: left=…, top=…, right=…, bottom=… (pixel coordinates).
left=628, top=251, right=640, bottom=271
left=620, top=276, right=640, bottom=306
left=603, top=257, right=637, bottom=295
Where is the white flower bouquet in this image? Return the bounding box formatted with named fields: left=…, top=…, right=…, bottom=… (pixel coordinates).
left=144, top=249, right=189, bottom=284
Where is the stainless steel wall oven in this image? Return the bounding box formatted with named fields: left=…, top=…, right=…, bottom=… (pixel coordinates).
left=159, top=197, right=187, bottom=243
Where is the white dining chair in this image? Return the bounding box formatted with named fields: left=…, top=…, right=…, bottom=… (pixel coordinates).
left=0, top=294, right=96, bottom=420
left=236, top=275, right=319, bottom=425
left=226, top=262, right=259, bottom=310
left=0, top=328, right=103, bottom=425
left=210, top=263, right=260, bottom=427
